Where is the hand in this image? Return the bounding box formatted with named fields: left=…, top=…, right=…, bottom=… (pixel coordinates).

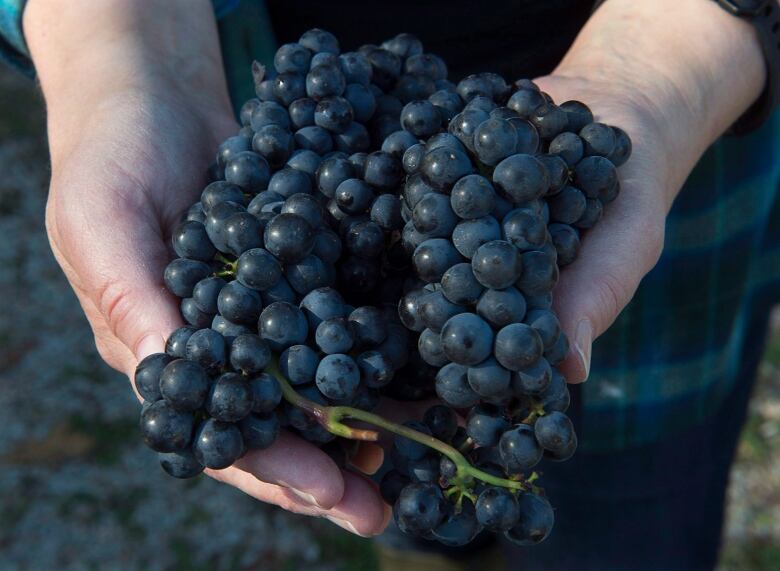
left=536, top=0, right=766, bottom=382
left=26, top=0, right=389, bottom=536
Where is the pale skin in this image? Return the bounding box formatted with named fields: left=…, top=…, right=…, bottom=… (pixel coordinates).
left=24, top=0, right=766, bottom=537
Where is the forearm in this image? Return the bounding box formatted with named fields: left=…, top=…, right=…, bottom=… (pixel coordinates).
left=556, top=0, right=766, bottom=206
left=23, top=0, right=232, bottom=162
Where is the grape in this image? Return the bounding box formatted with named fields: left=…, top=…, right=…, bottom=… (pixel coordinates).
left=501, top=208, right=547, bottom=251
left=315, top=317, right=355, bottom=354
left=165, top=326, right=196, bottom=359
left=314, top=96, right=354, bottom=133
left=516, top=250, right=558, bottom=297
left=466, top=405, right=510, bottom=447
left=260, top=276, right=297, bottom=305
left=349, top=306, right=387, bottom=347
left=535, top=411, right=576, bottom=457
left=258, top=301, right=308, bottom=351
left=609, top=126, right=632, bottom=167
left=507, top=88, right=545, bottom=116
left=435, top=362, right=480, bottom=408
left=575, top=198, right=604, bottom=229
left=185, top=329, right=226, bottom=372
left=364, top=151, right=404, bottom=190
left=504, top=494, right=554, bottom=546
left=294, top=125, right=334, bottom=154
left=239, top=413, right=280, bottom=450
left=134, top=353, right=173, bottom=402
left=419, top=145, right=474, bottom=190
left=267, top=169, right=312, bottom=202
left=431, top=498, right=481, bottom=547
left=274, top=43, right=312, bottom=75
left=398, top=288, right=428, bottom=332
left=549, top=131, right=584, bottom=167
left=549, top=223, right=580, bottom=266
left=164, top=258, right=212, bottom=298
left=499, top=424, right=542, bottom=473
left=365, top=48, right=402, bottom=91
left=580, top=122, right=616, bottom=157
left=229, top=334, right=271, bottom=375
left=574, top=155, right=618, bottom=199
left=217, top=280, right=263, bottom=324
left=494, top=323, right=543, bottom=371
left=452, top=216, right=501, bottom=259
left=192, top=418, right=245, bottom=469
left=181, top=298, right=212, bottom=328
left=429, top=89, right=464, bottom=122
left=513, top=358, right=552, bottom=396
left=345, top=221, right=384, bottom=258
left=467, top=357, right=511, bottom=399
left=548, top=185, right=586, bottom=225
left=440, top=262, right=484, bottom=305
left=272, top=72, right=306, bottom=107
left=315, top=354, right=360, bottom=400
left=159, top=449, right=204, bottom=479
left=413, top=238, right=463, bottom=283
left=264, top=213, right=315, bottom=263
left=471, top=240, right=523, bottom=289
left=224, top=151, right=271, bottom=192
left=473, top=118, right=518, bottom=166
left=475, top=487, right=520, bottom=531
left=173, top=220, right=218, bottom=261
left=285, top=254, right=334, bottom=294
left=339, top=52, right=372, bottom=85
left=335, top=178, right=375, bottom=214
left=402, top=143, right=426, bottom=174
left=560, top=100, right=593, bottom=132
left=395, top=483, right=448, bottom=534
left=418, top=290, right=467, bottom=332
left=440, top=313, right=494, bottom=366
left=422, top=405, right=458, bottom=442
left=476, top=286, right=526, bottom=329
left=191, top=277, right=224, bottom=315
left=426, top=132, right=467, bottom=154
left=312, top=228, right=343, bottom=263
left=418, top=327, right=447, bottom=367
left=356, top=350, right=394, bottom=388
left=401, top=100, right=441, bottom=138
left=370, top=193, right=402, bottom=230
left=450, top=174, right=496, bottom=219
left=492, top=154, right=549, bottom=204
left=412, top=193, right=457, bottom=237
left=211, top=315, right=251, bottom=343
left=288, top=97, right=317, bottom=130
left=160, top=359, right=210, bottom=412
left=235, top=248, right=283, bottom=291
left=300, top=287, right=347, bottom=328
left=139, top=400, right=195, bottom=453
left=245, top=372, right=282, bottom=414
left=279, top=344, right=320, bottom=385
left=528, top=103, right=568, bottom=140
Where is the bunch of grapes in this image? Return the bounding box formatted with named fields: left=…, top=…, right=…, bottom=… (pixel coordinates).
left=133, top=28, right=631, bottom=548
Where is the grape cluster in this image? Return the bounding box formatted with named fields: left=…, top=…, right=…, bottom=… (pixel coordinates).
left=378, top=68, right=628, bottom=546
left=134, top=28, right=632, bottom=548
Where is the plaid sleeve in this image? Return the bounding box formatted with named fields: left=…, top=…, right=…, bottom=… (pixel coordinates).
left=0, top=0, right=243, bottom=76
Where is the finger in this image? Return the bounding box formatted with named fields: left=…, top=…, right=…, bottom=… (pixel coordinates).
left=209, top=465, right=390, bottom=537
left=320, top=471, right=391, bottom=537
left=48, top=173, right=184, bottom=376
left=553, top=179, right=664, bottom=383
left=232, top=431, right=345, bottom=509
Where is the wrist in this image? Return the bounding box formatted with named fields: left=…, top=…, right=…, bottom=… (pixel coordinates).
left=24, top=0, right=233, bottom=161
left=555, top=0, right=765, bottom=196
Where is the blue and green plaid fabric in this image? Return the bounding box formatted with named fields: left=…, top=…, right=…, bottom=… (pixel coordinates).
left=3, top=0, right=780, bottom=453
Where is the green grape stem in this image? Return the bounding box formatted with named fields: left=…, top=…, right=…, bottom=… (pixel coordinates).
left=268, top=360, right=534, bottom=493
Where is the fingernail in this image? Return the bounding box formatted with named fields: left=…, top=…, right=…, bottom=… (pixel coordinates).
left=135, top=333, right=165, bottom=361
left=573, top=319, right=593, bottom=382
left=288, top=488, right=324, bottom=509
left=325, top=515, right=368, bottom=537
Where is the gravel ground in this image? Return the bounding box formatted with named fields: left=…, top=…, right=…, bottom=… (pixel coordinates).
left=0, top=67, right=777, bottom=571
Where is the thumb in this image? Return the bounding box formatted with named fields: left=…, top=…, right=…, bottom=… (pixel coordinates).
left=47, top=183, right=183, bottom=379
left=553, top=178, right=665, bottom=384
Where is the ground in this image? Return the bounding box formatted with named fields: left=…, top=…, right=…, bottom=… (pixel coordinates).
left=0, top=67, right=777, bottom=571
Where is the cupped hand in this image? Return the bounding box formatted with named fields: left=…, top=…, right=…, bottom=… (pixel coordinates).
left=44, top=83, right=389, bottom=536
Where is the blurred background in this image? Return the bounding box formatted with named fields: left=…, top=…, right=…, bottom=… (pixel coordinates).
left=0, top=63, right=778, bottom=570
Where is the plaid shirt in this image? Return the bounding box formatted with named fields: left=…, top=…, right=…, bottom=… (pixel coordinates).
left=3, top=0, right=780, bottom=452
